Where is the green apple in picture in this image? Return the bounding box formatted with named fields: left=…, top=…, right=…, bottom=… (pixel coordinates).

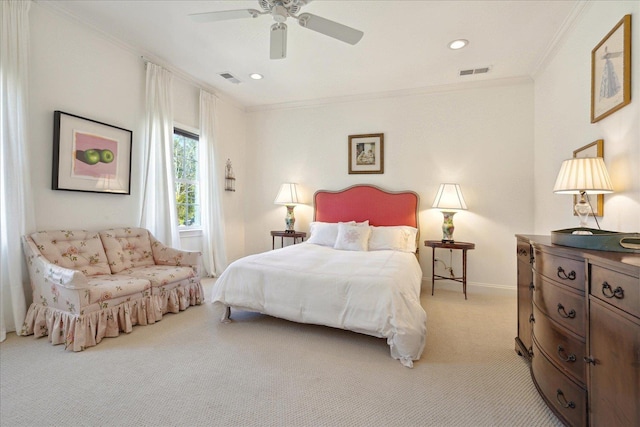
left=100, top=149, right=114, bottom=163
left=83, top=149, right=101, bottom=165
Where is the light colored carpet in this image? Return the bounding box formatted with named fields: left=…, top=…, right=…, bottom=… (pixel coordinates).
left=0, top=280, right=561, bottom=427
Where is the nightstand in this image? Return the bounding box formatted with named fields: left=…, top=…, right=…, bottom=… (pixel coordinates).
left=424, top=240, right=475, bottom=299
left=271, top=231, right=307, bottom=249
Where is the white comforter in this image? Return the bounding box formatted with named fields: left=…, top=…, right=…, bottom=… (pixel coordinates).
left=211, top=243, right=427, bottom=367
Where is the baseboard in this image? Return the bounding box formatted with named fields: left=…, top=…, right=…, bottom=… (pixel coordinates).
left=421, top=278, right=516, bottom=296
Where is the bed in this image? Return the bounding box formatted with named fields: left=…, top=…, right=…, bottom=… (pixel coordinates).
left=211, top=185, right=427, bottom=367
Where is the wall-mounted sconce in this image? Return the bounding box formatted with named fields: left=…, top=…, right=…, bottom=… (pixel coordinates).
left=225, top=159, right=236, bottom=192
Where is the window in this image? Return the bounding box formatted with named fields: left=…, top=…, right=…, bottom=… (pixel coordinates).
left=173, top=128, right=200, bottom=228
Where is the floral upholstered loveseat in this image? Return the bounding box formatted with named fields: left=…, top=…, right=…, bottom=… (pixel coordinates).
left=20, top=227, right=204, bottom=351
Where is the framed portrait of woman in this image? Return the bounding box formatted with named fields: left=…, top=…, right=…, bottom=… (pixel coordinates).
left=591, top=15, right=631, bottom=123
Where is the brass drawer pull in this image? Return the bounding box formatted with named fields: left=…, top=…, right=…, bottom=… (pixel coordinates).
left=583, top=356, right=596, bottom=365
left=557, top=267, right=576, bottom=281
left=556, top=389, right=576, bottom=409
left=557, top=345, right=576, bottom=363
left=557, top=303, right=576, bottom=319
left=517, top=248, right=528, bottom=256
left=601, top=281, right=624, bottom=299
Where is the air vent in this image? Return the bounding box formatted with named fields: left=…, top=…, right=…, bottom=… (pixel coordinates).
left=459, top=66, right=491, bottom=76
left=219, top=72, right=241, bottom=84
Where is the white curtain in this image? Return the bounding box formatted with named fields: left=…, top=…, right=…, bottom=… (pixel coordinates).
left=199, top=90, right=227, bottom=276
left=140, top=63, right=180, bottom=247
left=0, top=0, right=36, bottom=341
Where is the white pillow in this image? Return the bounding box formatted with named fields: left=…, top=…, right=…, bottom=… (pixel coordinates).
left=334, top=223, right=372, bottom=251
left=307, top=222, right=352, bottom=247
left=307, top=221, right=368, bottom=247
left=368, top=226, right=418, bottom=253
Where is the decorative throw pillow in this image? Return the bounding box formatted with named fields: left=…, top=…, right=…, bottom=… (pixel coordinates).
left=368, top=226, right=418, bottom=253
left=334, top=223, right=372, bottom=251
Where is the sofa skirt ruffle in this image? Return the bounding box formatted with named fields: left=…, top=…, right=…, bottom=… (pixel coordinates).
left=20, top=283, right=203, bottom=351
left=155, top=281, right=205, bottom=314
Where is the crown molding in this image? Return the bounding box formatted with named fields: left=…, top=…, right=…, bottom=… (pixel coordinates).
left=245, top=76, right=533, bottom=113
left=530, top=0, right=591, bottom=79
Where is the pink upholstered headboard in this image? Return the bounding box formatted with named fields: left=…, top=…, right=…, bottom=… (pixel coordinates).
left=313, top=185, right=419, bottom=228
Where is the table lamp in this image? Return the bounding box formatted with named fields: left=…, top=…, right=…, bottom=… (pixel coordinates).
left=553, top=157, right=613, bottom=232
left=274, top=182, right=300, bottom=232
left=432, top=183, right=467, bottom=242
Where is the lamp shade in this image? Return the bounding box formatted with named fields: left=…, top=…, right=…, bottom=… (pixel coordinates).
left=432, top=183, right=467, bottom=210
left=553, top=157, right=613, bottom=194
left=274, top=183, right=300, bottom=205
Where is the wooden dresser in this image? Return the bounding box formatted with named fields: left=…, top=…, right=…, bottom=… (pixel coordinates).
left=515, top=235, right=640, bottom=427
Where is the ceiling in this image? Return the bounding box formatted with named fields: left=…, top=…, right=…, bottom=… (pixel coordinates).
left=43, top=0, right=582, bottom=110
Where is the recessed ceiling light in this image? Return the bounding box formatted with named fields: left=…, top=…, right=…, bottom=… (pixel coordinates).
left=448, top=39, right=468, bottom=50
left=250, top=73, right=264, bottom=80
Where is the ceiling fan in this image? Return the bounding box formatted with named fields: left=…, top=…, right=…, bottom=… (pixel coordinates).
left=189, top=0, right=364, bottom=60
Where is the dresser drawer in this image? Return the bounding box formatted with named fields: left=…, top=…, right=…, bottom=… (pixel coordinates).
left=532, top=339, right=587, bottom=427
left=534, top=249, right=585, bottom=292
left=532, top=303, right=586, bottom=385
left=533, top=274, right=585, bottom=338
left=590, top=264, right=640, bottom=319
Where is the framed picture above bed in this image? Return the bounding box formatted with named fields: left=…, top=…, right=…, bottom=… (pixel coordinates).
left=348, top=133, right=384, bottom=174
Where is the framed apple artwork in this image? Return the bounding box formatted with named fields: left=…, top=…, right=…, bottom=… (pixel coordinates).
left=52, top=111, right=132, bottom=194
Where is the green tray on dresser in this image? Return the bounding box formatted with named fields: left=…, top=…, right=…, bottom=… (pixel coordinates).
left=551, top=228, right=640, bottom=253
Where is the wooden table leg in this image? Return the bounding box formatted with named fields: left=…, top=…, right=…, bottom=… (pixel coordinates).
left=462, top=249, right=468, bottom=299
left=431, top=247, right=436, bottom=295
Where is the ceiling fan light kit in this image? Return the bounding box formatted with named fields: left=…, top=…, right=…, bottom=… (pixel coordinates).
left=270, top=23, right=288, bottom=60
left=190, top=0, right=363, bottom=59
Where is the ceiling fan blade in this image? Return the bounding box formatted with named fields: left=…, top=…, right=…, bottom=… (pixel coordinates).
left=270, top=23, right=287, bottom=60
left=297, top=13, right=363, bottom=45
left=189, top=9, right=261, bottom=23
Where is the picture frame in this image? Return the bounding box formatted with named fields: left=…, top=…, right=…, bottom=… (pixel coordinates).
left=52, top=111, right=132, bottom=194
left=591, top=14, right=631, bottom=123
left=573, top=139, right=604, bottom=217
left=348, top=133, right=384, bottom=174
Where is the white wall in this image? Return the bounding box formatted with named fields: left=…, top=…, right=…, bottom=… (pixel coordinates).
left=245, top=82, right=535, bottom=288
left=29, top=4, right=145, bottom=231
left=534, top=1, right=639, bottom=234
left=28, top=4, right=247, bottom=262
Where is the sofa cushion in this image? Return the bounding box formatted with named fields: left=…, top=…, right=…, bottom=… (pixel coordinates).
left=100, top=228, right=155, bottom=274
left=122, top=265, right=197, bottom=288
left=86, top=275, right=151, bottom=305
left=30, top=230, right=111, bottom=276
